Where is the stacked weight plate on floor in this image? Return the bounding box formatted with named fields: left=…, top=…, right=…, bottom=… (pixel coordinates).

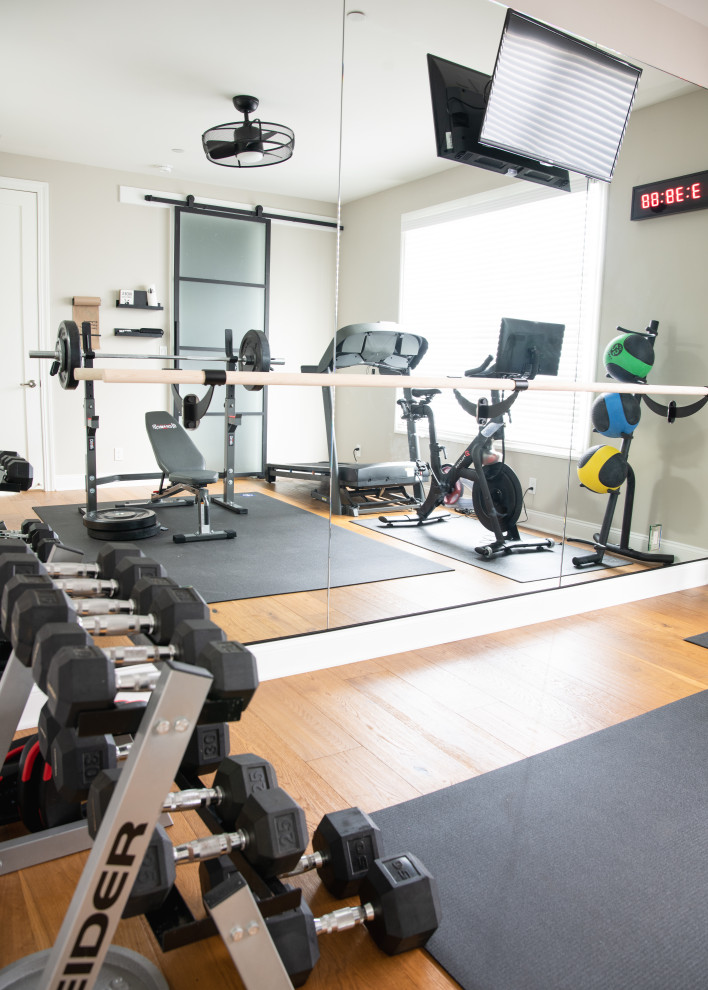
left=82, top=507, right=159, bottom=542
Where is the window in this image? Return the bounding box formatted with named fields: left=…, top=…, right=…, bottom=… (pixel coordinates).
left=398, top=178, right=606, bottom=457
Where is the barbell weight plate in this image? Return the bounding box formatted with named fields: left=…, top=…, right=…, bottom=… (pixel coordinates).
left=86, top=523, right=160, bottom=542
left=83, top=507, right=157, bottom=532
left=56, top=320, right=81, bottom=391
left=239, top=329, right=271, bottom=391
left=0, top=945, right=171, bottom=990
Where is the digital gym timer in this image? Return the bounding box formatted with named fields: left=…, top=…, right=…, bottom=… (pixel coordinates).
left=630, top=169, right=708, bottom=220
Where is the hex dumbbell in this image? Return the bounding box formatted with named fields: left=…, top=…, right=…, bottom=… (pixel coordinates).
left=200, top=804, right=385, bottom=900
left=90, top=786, right=309, bottom=916
left=43, top=633, right=257, bottom=726
left=31, top=615, right=249, bottom=696
left=0, top=537, right=145, bottom=577
left=9, top=584, right=210, bottom=663
left=87, top=753, right=277, bottom=837
left=263, top=853, right=441, bottom=985
left=48, top=719, right=231, bottom=802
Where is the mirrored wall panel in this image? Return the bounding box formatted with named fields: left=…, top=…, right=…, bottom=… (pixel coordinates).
left=321, top=0, right=708, bottom=633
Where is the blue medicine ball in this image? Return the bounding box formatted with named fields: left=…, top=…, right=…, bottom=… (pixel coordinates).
left=591, top=392, right=642, bottom=438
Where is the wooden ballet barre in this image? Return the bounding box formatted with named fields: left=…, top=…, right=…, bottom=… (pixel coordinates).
left=72, top=366, right=708, bottom=398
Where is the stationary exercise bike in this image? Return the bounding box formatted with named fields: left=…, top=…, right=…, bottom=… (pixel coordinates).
left=379, top=318, right=565, bottom=560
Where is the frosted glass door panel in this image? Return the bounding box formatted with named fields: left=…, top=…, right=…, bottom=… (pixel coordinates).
left=179, top=213, right=266, bottom=284
left=179, top=281, right=265, bottom=352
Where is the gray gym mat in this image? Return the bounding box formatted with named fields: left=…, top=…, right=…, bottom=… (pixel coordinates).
left=685, top=631, right=708, bottom=648
left=354, top=514, right=629, bottom=581
left=36, top=493, right=451, bottom=603
left=372, top=690, right=708, bottom=990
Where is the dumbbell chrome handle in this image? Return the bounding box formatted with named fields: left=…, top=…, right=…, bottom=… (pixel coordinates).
left=115, top=667, right=162, bottom=692
left=102, top=644, right=177, bottom=664
left=53, top=577, right=119, bottom=597
left=162, top=786, right=224, bottom=814
left=314, top=903, right=375, bottom=936
left=281, top=850, right=326, bottom=878
left=44, top=561, right=101, bottom=578
left=71, top=596, right=136, bottom=615
left=173, top=830, right=247, bottom=865
left=79, top=613, right=154, bottom=636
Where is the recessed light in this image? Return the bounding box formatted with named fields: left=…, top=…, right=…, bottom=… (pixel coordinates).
left=170, top=148, right=185, bottom=154
left=347, top=10, right=366, bottom=21
left=152, top=164, right=173, bottom=174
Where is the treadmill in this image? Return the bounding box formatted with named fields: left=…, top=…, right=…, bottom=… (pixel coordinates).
left=265, top=323, right=430, bottom=516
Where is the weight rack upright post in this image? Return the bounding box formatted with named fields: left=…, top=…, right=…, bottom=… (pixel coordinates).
left=212, top=329, right=248, bottom=514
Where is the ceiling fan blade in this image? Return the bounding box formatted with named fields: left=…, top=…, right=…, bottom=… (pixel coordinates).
left=206, top=141, right=236, bottom=160
left=260, top=130, right=277, bottom=142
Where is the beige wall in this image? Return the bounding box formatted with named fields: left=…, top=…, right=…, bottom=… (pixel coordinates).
left=0, top=152, right=338, bottom=487
left=336, top=86, right=708, bottom=557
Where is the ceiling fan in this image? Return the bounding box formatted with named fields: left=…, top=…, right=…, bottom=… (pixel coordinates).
left=202, top=95, right=294, bottom=168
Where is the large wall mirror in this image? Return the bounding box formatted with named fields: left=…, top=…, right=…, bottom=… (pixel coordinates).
left=320, top=0, right=708, bottom=634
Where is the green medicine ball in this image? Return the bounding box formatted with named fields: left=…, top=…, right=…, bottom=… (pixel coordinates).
left=577, top=444, right=628, bottom=494
left=603, top=332, right=655, bottom=383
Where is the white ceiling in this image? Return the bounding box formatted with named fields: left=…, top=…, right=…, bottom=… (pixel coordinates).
left=0, top=0, right=697, bottom=205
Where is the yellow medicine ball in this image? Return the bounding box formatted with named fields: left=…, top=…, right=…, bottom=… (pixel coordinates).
left=577, top=444, right=628, bottom=494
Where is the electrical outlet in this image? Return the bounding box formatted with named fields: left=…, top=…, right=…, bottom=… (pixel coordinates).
left=648, top=523, right=662, bottom=551
left=114, top=447, right=123, bottom=461
left=528, top=477, right=537, bottom=495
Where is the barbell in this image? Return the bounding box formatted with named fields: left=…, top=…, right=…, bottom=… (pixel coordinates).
left=30, top=321, right=708, bottom=401
left=29, top=321, right=280, bottom=392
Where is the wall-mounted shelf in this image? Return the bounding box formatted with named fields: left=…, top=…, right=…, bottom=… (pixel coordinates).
left=116, top=289, right=163, bottom=309
left=116, top=303, right=164, bottom=310
left=114, top=328, right=164, bottom=338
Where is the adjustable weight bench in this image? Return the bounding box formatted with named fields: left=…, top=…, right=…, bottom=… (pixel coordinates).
left=145, top=411, right=236, bottom=544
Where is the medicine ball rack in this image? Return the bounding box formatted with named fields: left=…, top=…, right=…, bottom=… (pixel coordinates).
left=573, top=319, right=708, bottom=568
left=30, top=322, right=278, bottom=538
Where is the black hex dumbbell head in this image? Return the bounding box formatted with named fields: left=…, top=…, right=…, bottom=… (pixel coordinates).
left=170, top=618, right=225, bottom=664
left=45, top=644, right=117, bottom=726
left=112, top=556, right=167, bottom=599
left=196, top=640, right=259, bottom=704
left=86, top=767, right=122, bottom=838
left=0, top=538, right=32, bottom=556
left=51, top=728, right=118, bottom=803
left=1, top=573, right=54, bottom=640
left=34, top=536, right=61, bottom=562
left=179, top=721, right=229, bottom=776
left=10, top=587, right=77, bottom=663
left=37, top=703, right=63, bottom=760
left=130, top=575, right=179, bottom=615
left=123, top=824, right=177, bottom=918
left=213, top=752, right=278, bottom=829
left=312, top=808, right=383, bottom=899
left=266, top=901, right=320, bottom=988
left=236, top=786, right=308, bottom=876
left=150, top=586, right=210, bottom=644
left=32, top=622, right=94, bottom=693
left=358, top=852, right=441, bottom=955
left=27, top=523, right=55, bottom=552
left=94, top=542, right=144, bottom=578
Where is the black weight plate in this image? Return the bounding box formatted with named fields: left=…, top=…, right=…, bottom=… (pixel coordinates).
left=56, top=320, right=81, bottom=391
left=83, top=507, right=157, bottom=532
left=239, top=329, right=270, bottom=392
left=472, top=462, right=523, bottom=532
left=87, top=523, right=160, bottom=542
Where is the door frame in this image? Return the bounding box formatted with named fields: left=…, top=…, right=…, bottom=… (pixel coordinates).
left=0, top=176, right=54, bottom=490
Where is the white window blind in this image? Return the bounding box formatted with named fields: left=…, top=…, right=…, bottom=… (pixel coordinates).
left=398, top=178, right=606, bottom=457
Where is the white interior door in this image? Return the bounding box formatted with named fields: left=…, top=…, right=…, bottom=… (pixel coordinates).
left=0, top=181, right=49, bottom=489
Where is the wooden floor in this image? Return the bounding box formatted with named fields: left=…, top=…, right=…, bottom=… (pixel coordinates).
left=2, top=484, right=707, bottom=987
left=0, top=478, right=651, bottom=645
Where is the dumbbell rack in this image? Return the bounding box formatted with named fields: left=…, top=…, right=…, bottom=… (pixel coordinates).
left=0, top=656, right=294, bottom=990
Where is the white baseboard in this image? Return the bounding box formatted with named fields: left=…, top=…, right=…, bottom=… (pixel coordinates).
left=526, top=508, right=705, bottom=564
